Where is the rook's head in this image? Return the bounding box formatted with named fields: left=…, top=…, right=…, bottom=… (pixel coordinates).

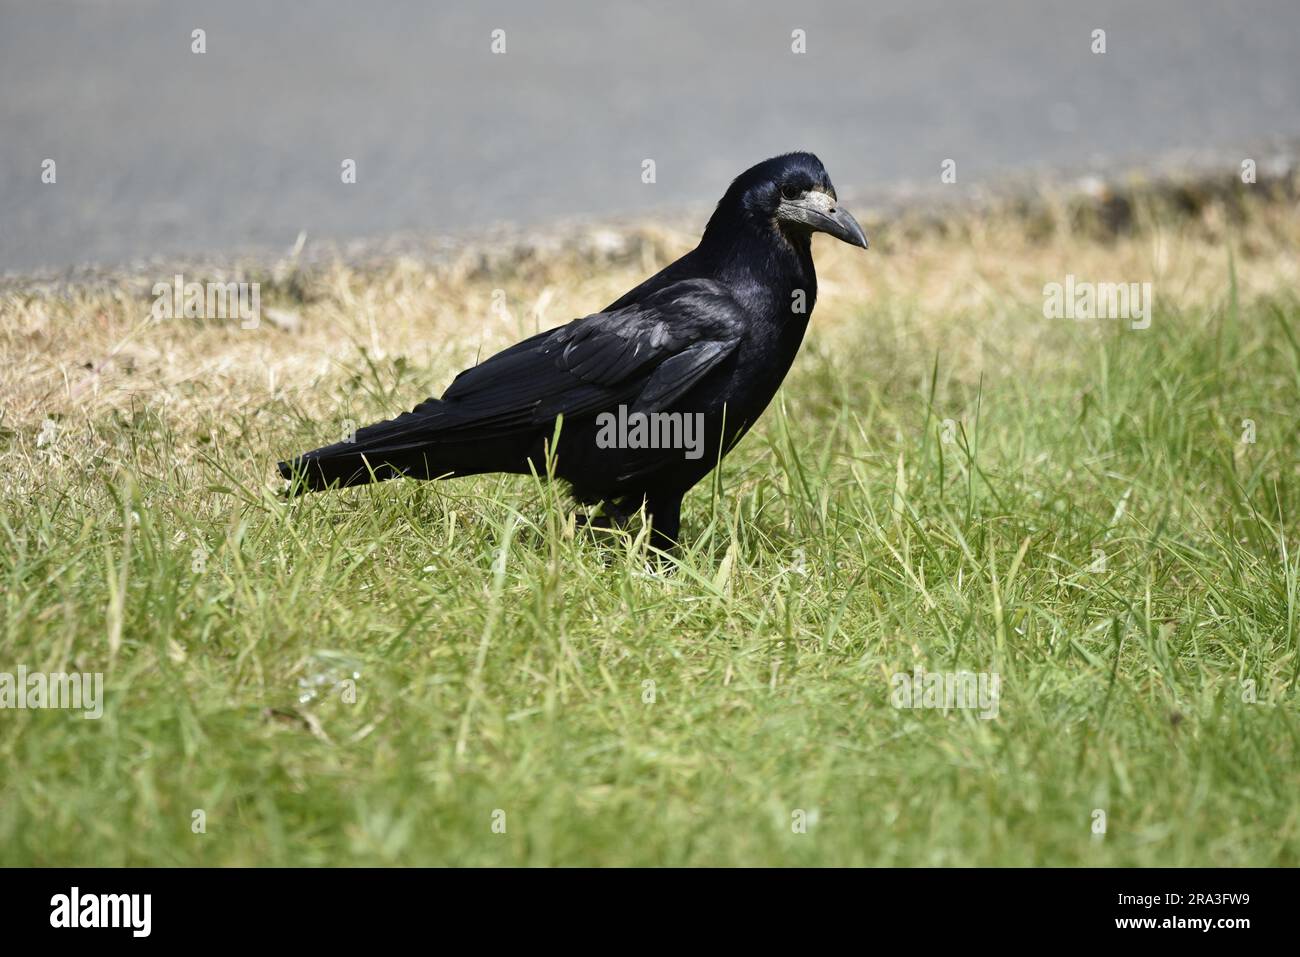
left=709, top=152, right=868, bottom=250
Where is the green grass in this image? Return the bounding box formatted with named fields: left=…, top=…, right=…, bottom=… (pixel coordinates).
left=3, top=229, right=1299, bottom=866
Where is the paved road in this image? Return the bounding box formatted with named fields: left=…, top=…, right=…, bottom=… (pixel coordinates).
left=2, top=0, right=1298, bottom=271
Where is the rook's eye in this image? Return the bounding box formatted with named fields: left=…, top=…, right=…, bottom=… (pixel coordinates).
left=780, top=184, right=802, bottom=201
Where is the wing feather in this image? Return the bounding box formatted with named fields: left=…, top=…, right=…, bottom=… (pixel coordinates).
left=384, top=279, right=744, bottom=442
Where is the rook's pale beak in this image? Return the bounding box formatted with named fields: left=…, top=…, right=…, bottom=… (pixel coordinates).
left=778, top=190, right=868, bottom=249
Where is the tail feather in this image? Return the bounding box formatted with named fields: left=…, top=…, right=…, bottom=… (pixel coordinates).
left=276, top=398, right=540, bottom=493
left=279, top=399, right=457, bottom=493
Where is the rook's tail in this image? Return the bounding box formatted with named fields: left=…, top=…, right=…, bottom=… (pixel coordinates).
left=278, top=399, right=459, bottom=493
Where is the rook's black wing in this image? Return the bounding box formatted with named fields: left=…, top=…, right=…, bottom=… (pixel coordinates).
left=430, top=277, right=745, bottom=435
left=283, top=278, right=748, bottom=483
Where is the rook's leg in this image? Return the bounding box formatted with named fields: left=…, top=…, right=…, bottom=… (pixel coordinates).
left=646, top=491, right=683, bottom=553
left=575, top=495, right=643, bottom=532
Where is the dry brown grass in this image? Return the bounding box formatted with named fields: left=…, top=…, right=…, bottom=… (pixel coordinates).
left=2, top=181, right=1297, bottom=494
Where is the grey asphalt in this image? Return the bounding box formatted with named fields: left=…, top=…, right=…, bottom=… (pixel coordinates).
left=2, top=0, right=1298, bottom=272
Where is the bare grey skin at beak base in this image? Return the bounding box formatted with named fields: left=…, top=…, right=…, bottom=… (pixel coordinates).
left=778, top=190, right=869, bottom=249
